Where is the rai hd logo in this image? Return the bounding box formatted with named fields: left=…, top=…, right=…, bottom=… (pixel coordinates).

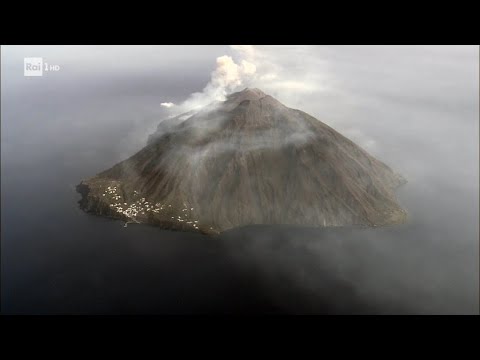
left=24, top=57, right=43, bottom=76
left=24, top=57, right=60, bottom=77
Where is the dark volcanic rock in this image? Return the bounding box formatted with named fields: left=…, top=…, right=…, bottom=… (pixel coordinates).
left=77, top=88, right=407, bottom=234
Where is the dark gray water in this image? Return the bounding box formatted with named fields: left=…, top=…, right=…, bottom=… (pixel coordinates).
left=1, top=45, right=478, bottom=314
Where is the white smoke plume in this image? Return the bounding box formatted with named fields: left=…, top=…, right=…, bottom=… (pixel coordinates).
left=178, top=52, right=257, bottom=111
left=165, top=45, right=328, bottom=116
left=155, top=45, right=330, bottom=152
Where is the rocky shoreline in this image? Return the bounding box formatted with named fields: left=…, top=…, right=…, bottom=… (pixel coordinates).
left=76, top=179, right=219, bottom=235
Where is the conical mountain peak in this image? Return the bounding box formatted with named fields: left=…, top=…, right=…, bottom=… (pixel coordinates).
left=78, top=88, right=407, bottom=234
left=230, top=87, right=267, bottom=99
left=223, top=88, right=284, bottom=112
left=226, top=88, right=267, bottom=104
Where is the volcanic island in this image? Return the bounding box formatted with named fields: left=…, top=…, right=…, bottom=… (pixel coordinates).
left=77, top=88, right=407, bottom=235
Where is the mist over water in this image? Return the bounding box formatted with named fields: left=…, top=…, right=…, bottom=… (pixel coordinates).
left=1, top=45, right=478, bottom=314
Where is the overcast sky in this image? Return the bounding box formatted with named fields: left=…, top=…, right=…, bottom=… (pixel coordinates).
left=3, top=45, right=477, bottom=173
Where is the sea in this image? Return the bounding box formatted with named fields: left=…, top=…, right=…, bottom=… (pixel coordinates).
left=1, top=46, right=478, bottom=314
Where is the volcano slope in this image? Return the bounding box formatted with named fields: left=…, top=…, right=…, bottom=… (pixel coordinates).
left=77, top=88, right=407, bottom=234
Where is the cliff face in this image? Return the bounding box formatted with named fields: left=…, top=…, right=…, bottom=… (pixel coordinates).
left=77, top=88, right=406, bottom=234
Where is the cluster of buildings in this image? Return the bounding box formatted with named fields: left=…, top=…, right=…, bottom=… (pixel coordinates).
left=102, top=186, right=201, bottom=231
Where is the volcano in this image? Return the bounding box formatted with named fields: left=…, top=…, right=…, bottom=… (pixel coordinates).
left=77, top=88, right=407, bottom=234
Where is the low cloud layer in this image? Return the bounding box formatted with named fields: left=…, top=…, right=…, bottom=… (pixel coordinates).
left=1, top=45, right=478, bottom=314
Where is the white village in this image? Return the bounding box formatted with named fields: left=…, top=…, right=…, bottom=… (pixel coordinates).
left=102, top=185, right=204, bottom=231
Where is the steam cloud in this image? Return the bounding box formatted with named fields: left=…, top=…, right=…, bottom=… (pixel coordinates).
left=167, top=45, right=323, bottom=115
left=178, top=48, right=256, bottom=111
